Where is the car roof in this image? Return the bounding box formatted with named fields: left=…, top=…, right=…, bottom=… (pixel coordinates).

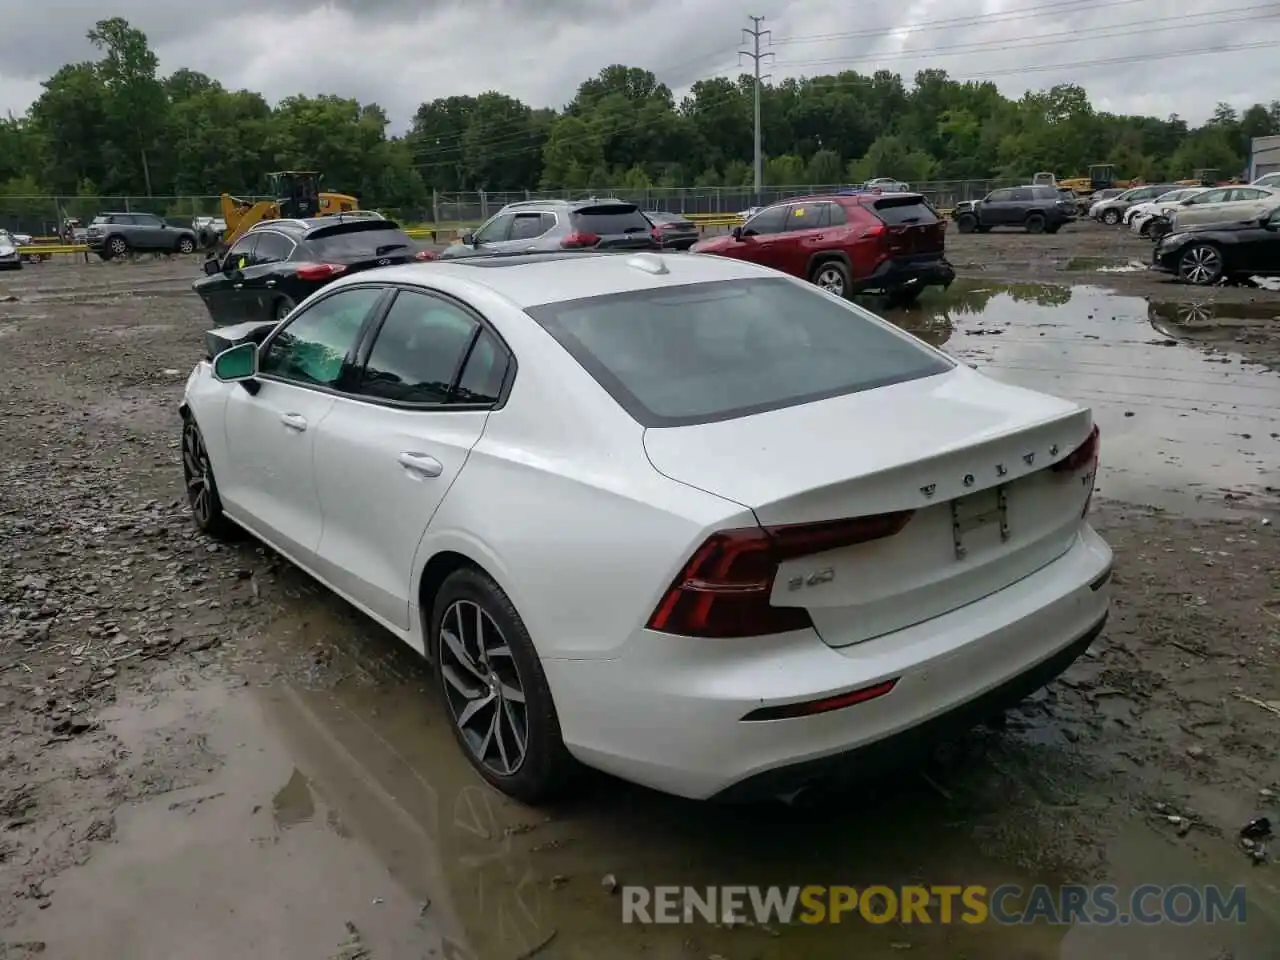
left=500, top=197, right=636, bottom=211
left=329, top=250, right=782, bottom=309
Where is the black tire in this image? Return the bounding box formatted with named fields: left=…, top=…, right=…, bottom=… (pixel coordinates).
left=1102, top=209, right=1121, bottom=226
left=181, top=415, right=235, bottom=539
left=432, top=567, right=577, bottom=803
left=1177, top=243, right=1224, bottom=286
left=884, top=285, right=923, bottom=308
left=956, top=214, right=977, bottom=234
left=1138, top=220, right=1151, bottom=238
left=1025, top=213, right=1046, bottom=234
left=177, top=236, right=196, bottom=255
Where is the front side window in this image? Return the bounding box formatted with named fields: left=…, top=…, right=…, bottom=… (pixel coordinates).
left=525, top=277, right=953, bottom=427
left=357, top=291, right=479, bottom=404
left=986, top=189, right=1012, bottom=203
left=743, top=205, right=788, bottom=235
left=474, top=213, right=514, bottom=244
left=225, top=235, right=258, bottom=270
left=259, top=287, right=384, bottom=387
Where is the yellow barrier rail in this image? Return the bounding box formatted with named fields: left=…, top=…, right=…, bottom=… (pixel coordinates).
left=18, top=244, right=88, bottom=255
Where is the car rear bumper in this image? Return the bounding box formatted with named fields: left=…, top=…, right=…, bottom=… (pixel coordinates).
left=544, top=522, right=1112, bottom=801
left=851, top=255, right=955, bottom=294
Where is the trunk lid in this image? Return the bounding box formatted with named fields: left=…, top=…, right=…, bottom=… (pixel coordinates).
left=570, top=204, right=661, bottom=251
left=643, top=369, right=1096, bottom=647
left=871, top=195, right=946, bottom=257
left=304, top=221, right=421, bottom=273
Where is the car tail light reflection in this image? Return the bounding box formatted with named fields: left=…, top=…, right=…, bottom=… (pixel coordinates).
left=414, top=249, right=438, bottom=261
left=295, top=263, right=348, bottom=281
left=560, top=231, right=600, bottom=249
left=651, top=226, right=663, bottom=244
left=647, top=511, right=915, bottom=639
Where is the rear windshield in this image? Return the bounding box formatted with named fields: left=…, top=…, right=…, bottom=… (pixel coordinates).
left=306, top=225, right=415, bottom=259
left=570, top=205, right=651, bottom=236
left=524, top=277, right=953, bottom=427
left=871, top=196, right=938, bottom=225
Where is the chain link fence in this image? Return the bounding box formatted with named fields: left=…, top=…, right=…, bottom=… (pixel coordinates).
left=1, top=180, right=1021, bottom=236
left=427, top=180, right=1021, bottom=224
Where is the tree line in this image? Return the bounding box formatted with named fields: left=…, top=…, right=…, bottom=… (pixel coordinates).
left=1, top=16, right=1277, bottom=218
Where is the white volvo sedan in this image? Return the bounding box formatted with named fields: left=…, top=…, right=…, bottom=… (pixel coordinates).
left=180, top=251, right=1112, bottom=803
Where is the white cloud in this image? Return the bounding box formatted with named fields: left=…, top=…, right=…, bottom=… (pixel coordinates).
left=0, top=0, right=1277, bottom=127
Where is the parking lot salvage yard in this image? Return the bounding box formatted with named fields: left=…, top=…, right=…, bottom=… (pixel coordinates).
left=2, top=243, right=1280, bottom=958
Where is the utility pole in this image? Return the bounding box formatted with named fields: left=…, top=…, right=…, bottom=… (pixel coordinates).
left=740, top=16, right=774, bottom=202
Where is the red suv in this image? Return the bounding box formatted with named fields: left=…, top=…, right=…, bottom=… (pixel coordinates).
left=691, top=193, right=954, bottom=305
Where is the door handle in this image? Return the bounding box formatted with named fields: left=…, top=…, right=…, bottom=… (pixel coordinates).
left=233, top=282, right=243, bottom=290
left=266, top=280, right=277, bottom=288
left=398, top=452, right=443, bottom=478
left=280, top=413, right=307, bottom=432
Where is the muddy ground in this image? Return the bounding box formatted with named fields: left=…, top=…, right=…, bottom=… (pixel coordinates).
left=1, top=224, right=1280, bottom=959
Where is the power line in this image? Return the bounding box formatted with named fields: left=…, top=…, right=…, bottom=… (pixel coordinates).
left=407, top=0, right=1222, bottom=164
left=771, top=3, right=1279, bottom=71
left=408, top=39, right=1280, bottom=173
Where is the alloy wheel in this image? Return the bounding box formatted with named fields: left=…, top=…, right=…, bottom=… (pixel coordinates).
left=109, top=237, right=127, bottom=255
left=815, top=266, right=845, bottom=296
left=439, top=600, right=529, bottom=777
left=1178, top=245, right=1221, bottom=285
left=181, top=419, right=213, bottom=524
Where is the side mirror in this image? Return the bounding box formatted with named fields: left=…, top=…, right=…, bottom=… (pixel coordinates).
left=731, top=226, right=743, bottom=241
left=202, top=258, right=220, bottom=276
left=212, top=343, right=258, bottom=383
left=460, top=233, right=476, bottom=246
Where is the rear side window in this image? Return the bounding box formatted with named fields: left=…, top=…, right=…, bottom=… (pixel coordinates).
left=1031, top=187, right=1059, bottom=200
left=306, top=226, right=416, bottom=260
left=358, top=291, right=478, bottom=404
left=525, top=277, right=953, bottom=427
left=509, top=212, right=553, bottom=241
left=872, top=196, right=938, bottom=225
left=570, top=205, right=651, bottom=236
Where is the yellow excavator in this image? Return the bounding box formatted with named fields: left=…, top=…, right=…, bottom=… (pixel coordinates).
left=218, top=171, right=360, bottom=248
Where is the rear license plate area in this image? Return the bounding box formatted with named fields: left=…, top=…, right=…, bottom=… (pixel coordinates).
left=950, top=485, right=1010, bottom=560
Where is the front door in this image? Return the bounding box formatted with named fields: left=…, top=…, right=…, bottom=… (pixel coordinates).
left=219, top=285, right=387, bottom=565
left=466, top=212, right=516, bottom=254
left=311, top=288, right=500, bottom=629
left=731, top=204, right=789, bottom=265
left=235, top=230, right=296, bottom=322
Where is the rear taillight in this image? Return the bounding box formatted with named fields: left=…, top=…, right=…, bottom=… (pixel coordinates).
left=651, top=227, right=663, bottom=244
left=295, top=263, right=347, bottom=281
left=1052, top=424, right=1100, bottom=516
left=859, top=224, right=885, bottom=238
left=647, top=511, right=915, bottom=639
left=1052, top=424, right=1100, bottom=473
left=414, top=249, right=438, bottom=261
left=560, top=231, right=600, bottom=249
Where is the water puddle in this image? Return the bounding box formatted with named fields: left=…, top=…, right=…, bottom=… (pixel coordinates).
left=12, top=588, right=1280, bottom=959
left=884, top=282, right=1280, bottom=516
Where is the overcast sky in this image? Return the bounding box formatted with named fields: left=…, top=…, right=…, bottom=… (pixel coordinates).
left=1, top=0, right=1277, bottom=130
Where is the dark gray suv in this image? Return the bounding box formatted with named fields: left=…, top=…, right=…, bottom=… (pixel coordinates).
left=438, top=198, right=660, bottom=259
left=86, top=212, right=199, bottom=260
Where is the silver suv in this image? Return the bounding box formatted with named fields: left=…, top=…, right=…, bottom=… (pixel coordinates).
left=438, top=198, right=660, bottom=259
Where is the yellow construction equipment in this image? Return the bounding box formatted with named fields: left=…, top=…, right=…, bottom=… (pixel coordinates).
left=1058, top=164, right=1137, bottom=196
left=218, top=171, right=360, bottom=248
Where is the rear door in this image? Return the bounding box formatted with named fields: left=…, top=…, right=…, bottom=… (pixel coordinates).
left=311, top=289, right=503, bottom=628
left=772, top=201, right=832, bottom=275
left=870, top=195, right=944, bottom=258
left=569, top=203, right=657, bottom=250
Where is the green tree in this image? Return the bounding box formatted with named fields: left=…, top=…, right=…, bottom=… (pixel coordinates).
left=88, top=17, right=166, bottom=195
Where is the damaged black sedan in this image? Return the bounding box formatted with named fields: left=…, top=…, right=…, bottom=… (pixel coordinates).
left=1151, top=203, right=1280, bottom=286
